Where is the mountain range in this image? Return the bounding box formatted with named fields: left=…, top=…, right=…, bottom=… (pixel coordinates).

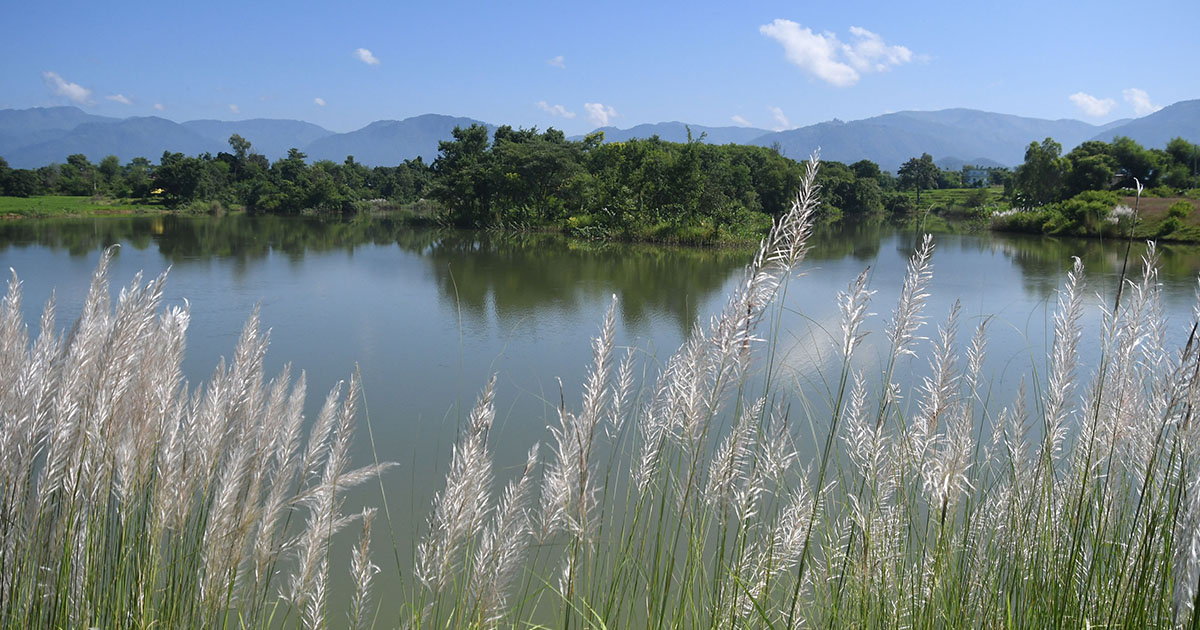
left=1, top=100, right=1197, bottom=172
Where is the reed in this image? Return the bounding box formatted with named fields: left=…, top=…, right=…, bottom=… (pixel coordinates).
left=406, top=156, right=1200, bottom=628
left=0, top=248, right=389, bottom=629
left=6, top=155, right=1200, bottom=628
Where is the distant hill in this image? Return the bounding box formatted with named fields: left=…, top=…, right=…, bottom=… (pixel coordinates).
left=0, top=106, right=117, bottom=136
left=305, top=114, right=493, bottom=165
left=6, top=117, right=222, bottom=168
left=0, top=101, right=1196, bottom=170
left=182, top=119, right=334, bottom=160
left=577, top=121, right=771, bottom=145
left=1090, top=99, right=1200, bottom=147
left=747, top=109, right=1132, bottom=171
left=0, top=106, right=119, bottom=158
left=935, top=156, right=1007, bottom=171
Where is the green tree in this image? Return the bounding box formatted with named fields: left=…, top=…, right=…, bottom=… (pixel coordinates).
left=60, top=154, right=97, bottom=196
left=123, top=157, right=153, bottom=198
left=1064, top=141, right=1117, bottom=196
left=1110, top=136, right=1158, bottom=186
left=6, top=169, right=39, bottom=197
left=898, top=153, right=937, bottom=203
left=1013, top=138, right=1068, bottom=206
left=431, top=124, right=494, bottom=226
left=98, top=155, right=122, bottom=195
left=155, top=151, right=202, bottom=205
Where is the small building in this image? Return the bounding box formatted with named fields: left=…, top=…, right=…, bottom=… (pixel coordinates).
left=964, top=168, right=989, bottom=187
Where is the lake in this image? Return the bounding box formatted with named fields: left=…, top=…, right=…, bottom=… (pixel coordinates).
left=3, top=214, right=1199, bottom=622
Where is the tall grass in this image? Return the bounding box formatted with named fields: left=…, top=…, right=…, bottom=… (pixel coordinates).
left=408, top=155, right=1200, bottom=628
left=0, top=248, right=389, bottom=629
left=6, top=156, right=1200, bottom=628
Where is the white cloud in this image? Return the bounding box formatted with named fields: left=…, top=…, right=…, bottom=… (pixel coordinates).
left=585, top=102, right=617, bottom=126
left=731, top=114, right=752, bottom=127
left=536, top=100, right=575, bottom=118
left=229, top=104, right=240, bottom=114
left=153, top=103, right=165, bottom=111
left=769, top=106, right=792, bottom=131
left=314, top=97, right=327, bottom=107
left=355, top=48, right=381, bottom=66
left=548, top=55, right=566, bottom=69
left=1069, top=92, right=1116, bottom=117
left=759, top=20, right=914, bottom=87
left=42, top=71, right=92, bottom=105
left=1123, top=88, right=1162, bottom=116
left=106, top=93, right=133, bottom=105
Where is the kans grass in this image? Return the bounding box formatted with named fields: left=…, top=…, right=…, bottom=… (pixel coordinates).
left=3, top=157, right=1200, bottom=628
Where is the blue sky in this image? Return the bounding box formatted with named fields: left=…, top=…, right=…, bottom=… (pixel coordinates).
left=3, top=0, right=1197, bottom=133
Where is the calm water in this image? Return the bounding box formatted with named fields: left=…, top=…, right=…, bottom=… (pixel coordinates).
left=3, top=214, right=1200, bottom=621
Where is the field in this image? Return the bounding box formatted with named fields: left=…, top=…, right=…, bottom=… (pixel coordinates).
left=0, top=195, right=164, bottom=218
left=899, top=186, right=1007, bottom=208
left=1123, top=195, right=1200, bottom=240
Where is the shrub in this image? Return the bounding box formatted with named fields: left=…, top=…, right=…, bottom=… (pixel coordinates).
left=1167, top=200, right=1194, bottom=219
left=1158, top=215, right=1183, bottom=237
left=964, top=187, right=990, bottom=208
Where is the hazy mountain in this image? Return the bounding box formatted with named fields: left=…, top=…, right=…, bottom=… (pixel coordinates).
left=1, top=101, right=1196, bottom=170
left=1090, top=99, right=1200, bottom=147
left=5, top=117, right=223, bottom=168
left=935, top=156, right=1007, bottom=171
left=0, top=106, right=117, bottom=136
left=749, top=109, right=1132, bottom=171
left=579, top=121, right=772, bottom=145
left=0, top=106, right=120, bottom=158
left=305, top=114, right=493, bottom=165
left=183, top=118, right=334, bottom=160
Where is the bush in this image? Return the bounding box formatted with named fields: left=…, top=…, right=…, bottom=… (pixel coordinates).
left=1167, top=200, right=1194, bottom=219
left=1158, top=215, right=1183, bottom=237
left=964, top=187, right=990, bottom=208
left=885, top=192, right=916, bottom=216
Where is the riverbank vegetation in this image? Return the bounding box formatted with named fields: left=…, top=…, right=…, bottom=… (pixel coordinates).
left=5, top=158, right=1200, bottom=628
left=2, top=128, right=1199, bottom=243
left=993, top=136, right=1200, bottom=239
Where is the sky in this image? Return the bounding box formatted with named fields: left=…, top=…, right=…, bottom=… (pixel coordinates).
left=2, top=0, right=1198, bottom=134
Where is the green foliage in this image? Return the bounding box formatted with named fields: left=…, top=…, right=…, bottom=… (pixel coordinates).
left=1013, top=137, right=1069, bottom=206
left=428, top=125, right=824, bottom=240
left=1157, top=215, right=1183, bottom=236
left=963, top=187, right=989, bottom=208
left=898, top=153, right=937, bottom=202
left=1111, top=135, right=1160, bottom=185
left=1167, top=200, right=1193, bottom=219
left=1065, top=141, right=1118, bottom=197
left=885, top=191, right=917, bottom=216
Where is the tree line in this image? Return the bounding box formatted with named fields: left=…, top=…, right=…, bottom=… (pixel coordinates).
left=1, top=124, right=1195, bottom=240
left=1009, top=135, right=1200, bottom=206
left=993, top=135, right=1200, bottom=238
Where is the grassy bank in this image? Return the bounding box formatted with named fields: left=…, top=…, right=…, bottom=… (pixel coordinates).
left=0, top=195, right=167, bottom=218
left=990, top=188, right=1200, bottom=243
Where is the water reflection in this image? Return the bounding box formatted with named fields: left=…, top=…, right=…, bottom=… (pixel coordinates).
left=423, top=231, right=750, bottom=331
left=0, top=215, right=753, bottom=334
left=3, top=214, right=1200, bottom=334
